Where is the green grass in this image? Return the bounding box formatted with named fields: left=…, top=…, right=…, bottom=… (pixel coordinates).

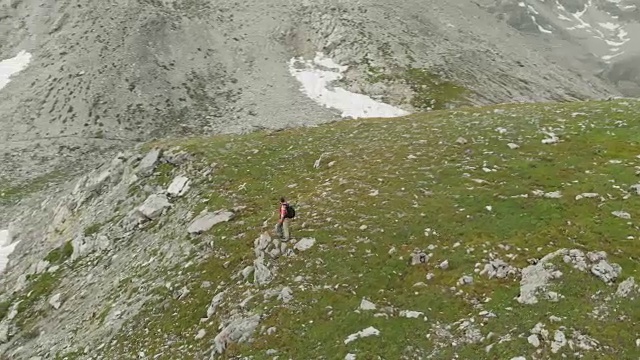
left=15, top=273, right=61, bottom=328
left=0, top=170, right=66, bottom=205
left=366, top=65, right=470, bottom=110
left=102, top=99, right=640, bottom=359
left=83, top=222, right=103, bottom=237
left=43, top=241, right=74, bottom=264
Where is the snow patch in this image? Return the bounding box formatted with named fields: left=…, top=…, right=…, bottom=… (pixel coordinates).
left=288, top=52, right=410, bottom=119
left=0, top=50, right=32, bottom=90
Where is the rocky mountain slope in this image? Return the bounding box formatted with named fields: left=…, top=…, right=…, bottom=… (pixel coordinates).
left=1, top=0, right=640, bottom=358
left=1, top=0, right=639, bottom=185
left=0, top=98, right=639, bottom=359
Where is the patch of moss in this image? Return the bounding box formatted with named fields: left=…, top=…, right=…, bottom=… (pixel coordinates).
left=15, top=273, right=61, bottom=327
left=365, top=65, right=470, bottom=110
left=0, top=300, right=11, bottom=321
left=83, top=222, right=103, bottom=236
left=0, top=170, right=66, bottom=206
left=44, top=241, right=74, bottom=265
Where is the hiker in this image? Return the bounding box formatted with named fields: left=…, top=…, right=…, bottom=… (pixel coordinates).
left=275, top=197, right=295, bottom=240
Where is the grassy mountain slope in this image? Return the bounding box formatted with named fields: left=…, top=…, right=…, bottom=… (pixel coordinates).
left=2, top=98, right=640, bottom=359
left=109, top=99, right=640, bottom=359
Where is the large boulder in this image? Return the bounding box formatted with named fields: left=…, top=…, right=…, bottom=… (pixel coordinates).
left=187, top=210, right=234, bottom=234
left=137, top=194, right=171, bottom=220
left=136, top=148, right=161, bottom=176
left=167, top=175, right=190, bottom=197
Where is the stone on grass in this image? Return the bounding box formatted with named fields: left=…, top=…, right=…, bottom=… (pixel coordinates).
left=213, top=314, right=260, bottom=354
left=517, top=249, right=565, bottom=304
left=616, top=277, right=636, bottom=297
left=458, top=275, right=473, bottom=285
left=136, top=148, right=161, bottom=176
left=344, top=326, right=380, bottom=344
left=167, top=175, right=190, bottom=197
left=411, top=252, right=429, bottom=265
left=278, top=287, right=293, bottom=304
left=612, top=211, right=631, bottom=219
left=456, top=137, right=468, bottom=145
left=253, top=257, right=273, bottom=285
left=188, top=210, right=234, bottom=234
left=359, top=299, right=376, bottom=311
left=293, top=238, right=316, bottom=252
left=591, top=260, right=622, bottom=283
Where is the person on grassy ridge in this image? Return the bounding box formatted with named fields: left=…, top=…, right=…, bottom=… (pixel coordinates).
left=275, top=197, right=295, bottom=240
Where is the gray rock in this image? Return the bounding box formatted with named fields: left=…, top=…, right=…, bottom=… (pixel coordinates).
left=527, top=334, right=540, bottom=347
left=480, top=259, right=518, bottom=279
left=293, top=238, right=315, bottom=252
left=517, top=249, right=565, bottom=304
left=507, top=143, right=520, bottom=149
left=411, top=252, right=429, bottom=265
left=49, top=293, right=63, bottom=310
left=213, top=314, right=261, bottom=354
left=241, top=266, right=254, bottom=280
left=456, top=137, right=468, bottom=145
left=575, top=192, right=599, bottom=200
left=587, top=251, right=607, bottom=263
left=278, top=287, right=293, bottom=304
left=195, top=329, right=206, bottom=340
left=136, top=148, right=161, bottom=176
left=0, top=321, right=10, bottom=343
left=359, top=299, right=376, bottom=310
left=71, top=235, right=92, bottom=261
left=612, top=211, right=631, bottom=219
left=458, top=275, right=473, bottom=285
left=439, top=260, right=449, bottom=270
left=187, top=210, right=234, bottom=234
left=630, top=184, right=640, bottom=195
left=162, top=147, right=192, bottom=165
left=206, top=292, right=225, bottom=319
left=96, top=235, right=111, bottom=251
left=167, top=175, right=190, bottom=197
left=253, top=257, right=273, bottom=286
left=137, top=194, right=171, bottom=220
left=616, top=277, right=636, bottom=297
left=591, top=260, right=622, bottom=283
left=35, top=260, right=50, bottom=274
left=551, top=330, right=567, bottom=353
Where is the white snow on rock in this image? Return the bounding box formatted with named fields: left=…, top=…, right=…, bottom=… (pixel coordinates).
left=0, top=50, right=32, bottom=90
left=344, top=326, right=380, bottom=344
left=0, top=229, right=19, bottom=275
left=288, top=52, right=410, bottom=119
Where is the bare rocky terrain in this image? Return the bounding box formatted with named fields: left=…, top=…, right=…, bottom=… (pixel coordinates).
left=1, top=0, right=639, bottom=184
left=1, top=0, right=640, bottom=359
